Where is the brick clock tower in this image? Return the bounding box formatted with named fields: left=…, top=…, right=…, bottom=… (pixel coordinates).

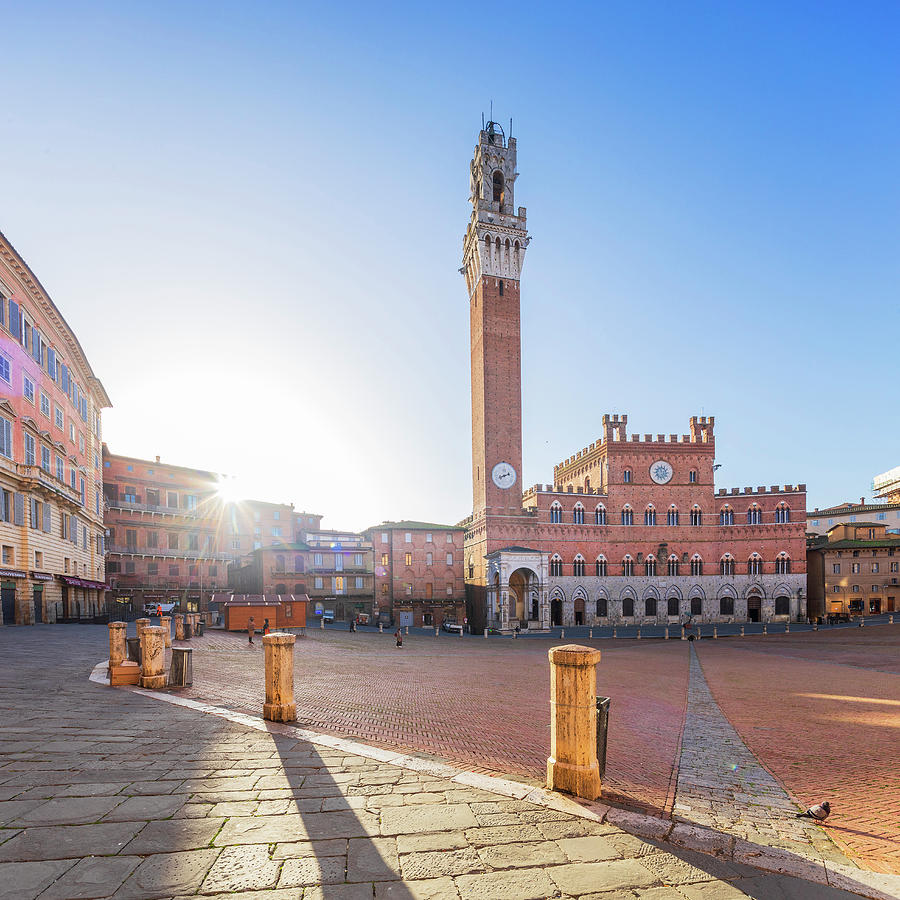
left=462, top=121, right=529, bottom=523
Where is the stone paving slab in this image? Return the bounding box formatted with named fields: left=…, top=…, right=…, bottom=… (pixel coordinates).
left=0, top=626, right=895, bottom=900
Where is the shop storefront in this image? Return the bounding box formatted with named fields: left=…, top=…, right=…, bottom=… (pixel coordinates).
left=0, top=569, right=26, bottom=625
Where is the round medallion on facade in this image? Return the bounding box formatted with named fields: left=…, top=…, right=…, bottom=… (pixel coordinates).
left=492, top=462, right=517, bottom=489
left=649, top=460, right=673, bottom=485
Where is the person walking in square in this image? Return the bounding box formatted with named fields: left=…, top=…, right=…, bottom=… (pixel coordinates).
left=247, top=615, right=256, bottom=645
left=263, top=617, right=270, bottom=635
left=394, top=627, right=403, bottom=648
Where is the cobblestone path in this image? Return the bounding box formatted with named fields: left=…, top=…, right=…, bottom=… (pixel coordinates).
left=2, top=625, right=881, bottom=899
left=674, top=647, right=848, bottom=865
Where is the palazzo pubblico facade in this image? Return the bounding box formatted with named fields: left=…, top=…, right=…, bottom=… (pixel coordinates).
left=460, top=122, right=807, bottom=630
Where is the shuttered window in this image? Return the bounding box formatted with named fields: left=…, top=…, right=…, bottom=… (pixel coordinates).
left=13, top=493, right=25, bottom=525
left=24, top=433, right=35, bottom=466
left=42, top=502, right=51, bottom=533
left=47, top=348, right=56, bottom=380
left=61, top=364, right=69, bottom=395
left=31, top=331, right=42, bottom=364
left=8, top=301, right=19, bottom=342
left=0, top=417, right=11, bottom=459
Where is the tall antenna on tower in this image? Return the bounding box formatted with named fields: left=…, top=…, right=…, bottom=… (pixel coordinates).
left=510, top=117, right=513, bottom=138
left=481, top=111, right=485, bottom=130
left=490, top=99, right=493, bottom=123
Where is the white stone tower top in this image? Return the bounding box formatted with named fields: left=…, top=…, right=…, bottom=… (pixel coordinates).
left=461, top=121, right=530, bottom=294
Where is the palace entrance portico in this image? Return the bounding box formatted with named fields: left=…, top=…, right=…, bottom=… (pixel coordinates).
left=486, top=547, right=549, bottom=632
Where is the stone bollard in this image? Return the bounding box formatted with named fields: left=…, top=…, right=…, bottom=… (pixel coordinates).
left=459, top=625, right=463, bottom=638
left=560, top=629, right=565, bottom=639
left=713, top=626, right=718, bottom=639
left=890, top=615, right=894, bottom=625
left=108, top=621, right=127, bottom=671
left=681, top=627, right=686, bottom=641
left=405, top=626, right=409, bottom=635
left=160, top=616, right=171, bottom=648
left=378, top=623, right=382, bottom=633
left=763, top=623, right=768, bottom=635
left=139, top=626, right=167, bottom=690
left=484, top=628, right=488, bottom=638
left=813, top=621, right=818, bottom=631
left=860, top=618, right=865, bottom=628
left=135, top=617, right=151, bottom=644
left=612, top=627, right=617, bottom=639
left=589, top=629, right=593, bottom=639
left=174, top=614, right=185, bottom=641
left=546, top=644, right=603, bottom=801
left=262, top=632, right=296, bottom=722
left=664, top=626, right=669, bottom=640
left=636, top=627, right=642, bottom=640
left=740, top=625, right=745, bottom=637
left=785, top=622, right=790, bottom=634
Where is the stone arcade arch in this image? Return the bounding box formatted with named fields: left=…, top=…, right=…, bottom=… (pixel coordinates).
left=717, top=583, right=738, bottom=619
left=642, top=585, right=661, bottom=622
left=745, top=583, right=765, bottom=623
left=665, top=585, right=683, bottom=618
left=688, top=584, right=706, bottom=618
left=549, top=585, right=565, bottom=627
left=571, top=585, right=588, bottom=625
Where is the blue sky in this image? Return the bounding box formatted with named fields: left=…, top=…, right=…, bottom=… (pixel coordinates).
left=2, top=1, right=898, bottom=528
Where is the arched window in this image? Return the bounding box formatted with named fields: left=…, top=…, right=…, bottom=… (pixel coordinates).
left=667, top=505, right=679, bottom=526
left=774, top=596, right=790, bottom=616
left=720, top=554, right=735, bottom=576
left=775, top=504, right=791, bottom=524
left=595, top=504, right=607, bottom=525
left=573, top=554, right=586, bottom=576
left=775, top=553, right=792, bottom=575
left=492, top=170, right=504, bottom=205
left=573, top=503, right=584, bottom=525
left=597, top=596, right=608, bottom=617
left=645, top=555, right=657, bottom=576
left=690, top=596, right=702, bottom=616
left=667, top=594, right=679, bottom=615
left=748, top=553, right=762, bottom=575
left=689, top=469, right=697, bottom=483
left=294, top=555, right=304, bottom=573
left=622, top=556, right=634, bottom=577
left=667, top=555, right=679, bottom=576
left=720, top=506, right=734, bottom=526
left=690, top=505, right=702, bottom=526
left=595, top=556, right=608, bottom=577
left=621, top=505, right=633, bottom=526
left=549, top=554, right=563, bottom=577
left=468, top=556, right=474, bottom=579
left=275, top=554, right=285, bottom=573
left=747, top=504, right=762, bottom=525
left=623, top=468, right=632, bottom=483
left=690, top=555, right=703, bottom=576
left=622, top=596, right=634, bottom=617
left=644, top=505, right=656, bottom=526
left=550, top=502, right=562, bottom=524
left=645, top=596, right=657, bottom=616
left=720, top=596, right=735, bottom=615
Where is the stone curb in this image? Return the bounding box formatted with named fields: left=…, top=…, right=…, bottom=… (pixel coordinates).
left=89, top=660, right=900, bottom=900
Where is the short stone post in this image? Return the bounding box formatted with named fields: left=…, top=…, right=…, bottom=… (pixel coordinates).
left=813, top=621, right=818, bottom=631
left=174, top=614, right=185, bottom=641
left=546, top=644, right=603, bottom=801
left=763, top=623, right=768, bottom=635
left=636, top=627, right=642, bottom=640
left=263, top=632, right=296, bottom=722
left=378, top=622, right=382, bottom=633
left=108, top=621, right=127, bottom=671
left=135, top=617, right=150, bottom=644
left=589, top=628, right=593, bottom=638
left=664, top=626, right=669, bottom=640
left=321, top=617, right=325, bottom=629
left=612, top=627, right=617, bottom=639
left=139, top=625, right=167, bottom=690
left=160, top=616, right=171, bottom=648
left=740, top=625, right=745, bottom=636
left=560, top=628, right=565, bottom=639
left=484, top=628, right=488, bottom=638
left=405, top=626, right=409, bottom=635
left=890, top=615, right=894, bottom=625
left=860, top=618, right=865, bottom=628
left=680, top=627, right=685, bottom=641
left=785, top=622, right=790, bottom=633
left=713, top=626, right=718, bottom=639
left=459, top=625, right=463, bottom=638
left=434, top=626, right=439, bottom=637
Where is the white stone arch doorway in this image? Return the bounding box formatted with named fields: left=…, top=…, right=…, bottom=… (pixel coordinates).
left=508, top=566, right=542, bottom=626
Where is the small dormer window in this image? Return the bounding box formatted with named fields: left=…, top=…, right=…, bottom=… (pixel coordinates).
left=492, top=170, right=504, bottom=206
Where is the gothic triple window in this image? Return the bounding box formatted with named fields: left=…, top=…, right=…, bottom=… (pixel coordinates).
left=573, top=555, right=585, bottom=576
left=622, top=505, right=634, bottom=526
left=690, top=555, right=703, bottom=576
left=549, top=554, right=563, bottom=577
left=720, top=506, right=734, bottom=526
left=595, top=556, right=608, bottom=577
left=595, top=505, right=607, bottom=525
left=775, top=504, right=791, bottom=524
left=720, top=555, right=735, bottom=576
left=645, top=556, right=657, bottom=576
left=690, top=506, right=702, bottom=526
left=622, top=556, right=634, bottom=576
left=775, top=553, right=792, bottom=574
left=644, top=506, right=656, bottom=526
left=748, top=554, right=762, bottom=575
left=573, top=503, right=584, bottom=525
left=550, top=502, right=562, bottom=524
left=667, top=555, right=679, bottom=576
left=747, top=505, right=762, bottom=525
left=667, top=506, right=679, bottom=526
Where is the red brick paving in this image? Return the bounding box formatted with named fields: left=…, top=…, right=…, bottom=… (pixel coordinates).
left=185, top=631, right=690, bottom=816
left=696, top=628, right=900, bottom=874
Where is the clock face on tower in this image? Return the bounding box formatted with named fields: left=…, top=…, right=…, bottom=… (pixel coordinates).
left=491, top=462, right=517, bottom=489
left=650, top=460, right=673, bottom=485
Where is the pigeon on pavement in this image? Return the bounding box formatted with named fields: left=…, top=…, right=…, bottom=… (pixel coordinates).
left=796, top=801, right=831, bottom=821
